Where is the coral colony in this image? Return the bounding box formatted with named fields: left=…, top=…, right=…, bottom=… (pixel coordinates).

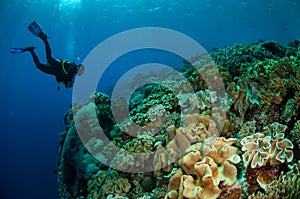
left=56, top=40, right=300, bottom=199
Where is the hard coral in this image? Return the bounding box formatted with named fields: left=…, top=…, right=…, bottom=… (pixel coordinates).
left=56, top=125, right=101, bottom=199
left=248, top=162, right=300, bottom=199
left=87, top=170, right=131, bottom=198
left=280, top=98, right=298, bottom=123
left=177, top=89, right=218, bottom=114
left=290, top=120, right=300, bottom=160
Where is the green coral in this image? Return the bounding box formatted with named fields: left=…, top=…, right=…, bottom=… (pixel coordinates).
left=90, top=92, right=115, bottom=136
left=87, top=170, right=131, bottom=198
left=290, top=120, right=300, bottom=161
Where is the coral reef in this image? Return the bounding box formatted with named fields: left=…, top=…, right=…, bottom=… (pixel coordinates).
left=56, top=124, right=103, bottom=198
left=56, top=40, right=300, bottom=198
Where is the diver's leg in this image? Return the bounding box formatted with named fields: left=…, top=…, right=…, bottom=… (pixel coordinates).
left=42, top=38, right=55, bottom=62
left=25, top=47, right=40, bottom=66
left=38, top=34, right=58, bottom=65
left=26, top=48, right=55, bottom=75
left=36, top=63, right=55, bottom=75
left=44, top=41, right=61, bottom=72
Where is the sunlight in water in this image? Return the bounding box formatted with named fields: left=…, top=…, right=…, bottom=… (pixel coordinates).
left=56, top=0, right=82, bottom=60
left=58, top=0, right=82, bottom=10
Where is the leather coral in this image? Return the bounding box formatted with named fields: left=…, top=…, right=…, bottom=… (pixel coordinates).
left=241, top=122, right=293, bottom=169
left=165, top=137, right=241, bottom=199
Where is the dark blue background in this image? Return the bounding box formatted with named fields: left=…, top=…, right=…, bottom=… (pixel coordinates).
left=0, top=0, right=299, bottom=198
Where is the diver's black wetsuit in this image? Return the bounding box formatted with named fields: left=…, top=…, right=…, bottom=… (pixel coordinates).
left=28, top=37, right=78, bottom=88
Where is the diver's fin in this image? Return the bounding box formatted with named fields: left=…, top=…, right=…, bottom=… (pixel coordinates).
left=23, top=46, right=36, bottom=52
left=27, top=21, right=50, bottom=39
left=10, top=46, right=36, bottom=54
left=10, top=48, right=25, bottom=54
left=28, top=21, right=44, bottom=37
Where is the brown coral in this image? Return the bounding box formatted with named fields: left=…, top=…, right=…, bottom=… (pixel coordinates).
left=181, top=174, right=222, bottom=199
left=195, top=156, right=238, bottom=187
left=153, top=144, right=173, bottom=176
left=248, top=162, right=300, bottom=199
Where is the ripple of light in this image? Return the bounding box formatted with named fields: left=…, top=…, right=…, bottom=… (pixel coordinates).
left=58, top=0, right=82, bottom=10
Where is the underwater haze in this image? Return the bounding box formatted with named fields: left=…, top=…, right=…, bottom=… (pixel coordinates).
left=0, top=0, right=300, bottom=199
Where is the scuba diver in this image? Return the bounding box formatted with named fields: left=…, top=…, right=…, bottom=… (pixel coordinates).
left=10, top=21, right=84, bottom=90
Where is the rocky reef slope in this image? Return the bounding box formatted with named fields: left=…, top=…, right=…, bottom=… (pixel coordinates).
left=56, top=40, right=300, bottom=199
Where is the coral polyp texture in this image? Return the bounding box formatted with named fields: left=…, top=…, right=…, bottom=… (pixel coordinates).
left=56, top=40, right=300, bottom=198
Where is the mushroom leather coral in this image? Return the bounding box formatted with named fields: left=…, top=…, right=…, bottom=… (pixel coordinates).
left=241, top=133, right=272, bottom=168
left=181, top=174, right=222, bottom=199
left=241, top=122, right=294, bottom=169
left=165, top=137, right=240, bottom=199
left=262, top=122, right=294, bottom=166
left=202, top=137, right=240, bottom=166
left=196, top=157, right=239, bottom=187
left=154, top=113, right=219, bottom=177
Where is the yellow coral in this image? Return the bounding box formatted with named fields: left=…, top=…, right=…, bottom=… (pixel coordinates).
left=202, top=137, right=240, bottom=166
left=154, top=113, right=220, bottom=177
left=195, top=156, right=238, bottom=187
left=165, top=137, right=240, bottom=199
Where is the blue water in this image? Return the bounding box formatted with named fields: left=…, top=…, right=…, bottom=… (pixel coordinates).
left=0, top=0, right=299, bottom=198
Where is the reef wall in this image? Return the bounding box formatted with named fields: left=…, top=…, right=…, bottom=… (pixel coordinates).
left=56, top=40, right=300, bottom=199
